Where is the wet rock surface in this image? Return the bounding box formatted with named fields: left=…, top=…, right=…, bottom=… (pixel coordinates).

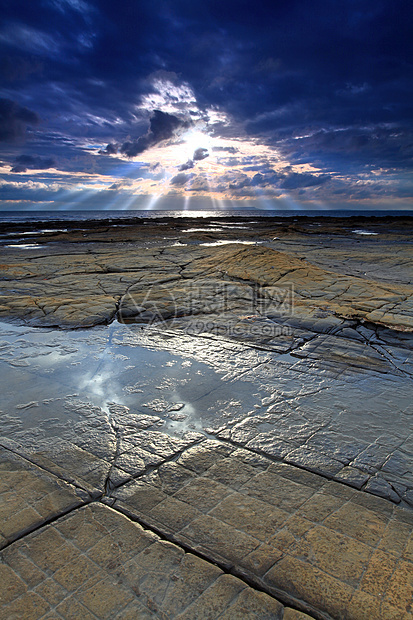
left=1, top=320, right=411, bottom=507
left=0, top=215, right=412, bottom=618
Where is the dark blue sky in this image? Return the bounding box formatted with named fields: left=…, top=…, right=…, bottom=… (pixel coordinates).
left=0, top=0, right=412, bottom=210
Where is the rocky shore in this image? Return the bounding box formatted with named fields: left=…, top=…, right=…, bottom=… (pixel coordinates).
left=0, top=214, right=412, bottom=619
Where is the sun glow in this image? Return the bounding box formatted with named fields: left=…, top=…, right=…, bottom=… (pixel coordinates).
left=182, top=129, right=212, bottom=155
left=168, top=127, right=216, bottom=167
left=89, top=99, right=328, bottom=210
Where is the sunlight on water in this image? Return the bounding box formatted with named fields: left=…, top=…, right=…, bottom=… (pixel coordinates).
left=199, top=240, right=261, bottom=246
left=352, top=229, right=379, bottom=236
left=5, top=243, right=45, bottom=249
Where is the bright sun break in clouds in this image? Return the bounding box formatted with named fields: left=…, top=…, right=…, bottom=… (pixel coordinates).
left=91, top=75, right=326, bottom=210
left=1, top=1, right=411, bottom=211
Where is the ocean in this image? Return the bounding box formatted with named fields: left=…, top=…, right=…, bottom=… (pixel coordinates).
left=0, top=209, right=412, bottom=224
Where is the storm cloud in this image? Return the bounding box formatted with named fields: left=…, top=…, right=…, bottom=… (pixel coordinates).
left=280, top=173, right=331, bottom=190
left=120, top=110, right=190, bottom=158
left=0, top=98, right=39, bottom=142
left=99, top=143, right=119, bottom=155
left=11, top=154, right=56, bottom=173
left=0, top=0, right=411, bottom=208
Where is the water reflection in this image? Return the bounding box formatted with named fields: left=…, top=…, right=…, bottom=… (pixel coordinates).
left=0, top=320, right=232, bottom=440
left=0, top=319, right=412, bottom=499
left=5, top=243, right=46, bottom=249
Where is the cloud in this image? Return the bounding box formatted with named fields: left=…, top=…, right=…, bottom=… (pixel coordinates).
left=277, top=125, right=413, bottom=172
left=0, top=56, right=43, bottom=82
left=214, top=171, right=251, bottom=192
left=187, top=175, right=209, bottom=192
left=99, top=142, right=118, bottom=155
left=212, top=146, right=238, bottom=154
left=48, top=0, right=93, bottom=16
left=108, top=178, right=135, bottom=190
left=170, top=172, right=192, bottom=186
left=218, top=156, right=244, bottom=167
left=251, top=171, right=282, bottom=186
left=193, top=147, right=209, bottom=161
left=178, top=147, right=209, bottom=171
left=178, top=159, right=194, bottom=171
left=0, top=180, right=65, bottom=201
left=0, top=24, right=62, bottom=56
left=139, top=72, right=198, bottom=116
left=1, top=1, right=412, bottom=207
left=0, top=98, right=39, bottom=142
left=280, top=172, right=331, bottom=190
left=119, top=110, right=190, bottom=158
left=229, top=178, right=251, bottom=190
left=11, top=154, right=56, bottom=173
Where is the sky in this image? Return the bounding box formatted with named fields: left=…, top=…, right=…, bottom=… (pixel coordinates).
left=0, top=0, right=412, bottom=212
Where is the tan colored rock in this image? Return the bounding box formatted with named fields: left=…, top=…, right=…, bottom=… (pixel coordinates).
left=217, top=588, right=284, bottom=619
left=1, top=503, right=288, bottom=619
left=0, top=446, right=88, bottom=548
left=175, top=574, right=245, bottom=619
left=266, top=555, right=354, bottom=618
left=323, top=500, right=387, bottom=546
left=111, top=441, right=413, bottom=620
left=283, top=609, right=314, bottom=620
left=0, top=238, right=412, bottom=331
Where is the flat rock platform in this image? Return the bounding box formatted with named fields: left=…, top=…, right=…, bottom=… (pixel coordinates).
left=0, top=214, right=412, bottom=619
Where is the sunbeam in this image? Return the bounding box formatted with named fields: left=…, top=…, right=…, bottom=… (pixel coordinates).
left=145, top=192, right=163, bottom=210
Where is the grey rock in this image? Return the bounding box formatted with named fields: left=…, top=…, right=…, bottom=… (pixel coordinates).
left=285, top=447, right=343, bottom=476
left=333, top=466, right=370, bottom=489
left=365, top=475, right=401, bottom=503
